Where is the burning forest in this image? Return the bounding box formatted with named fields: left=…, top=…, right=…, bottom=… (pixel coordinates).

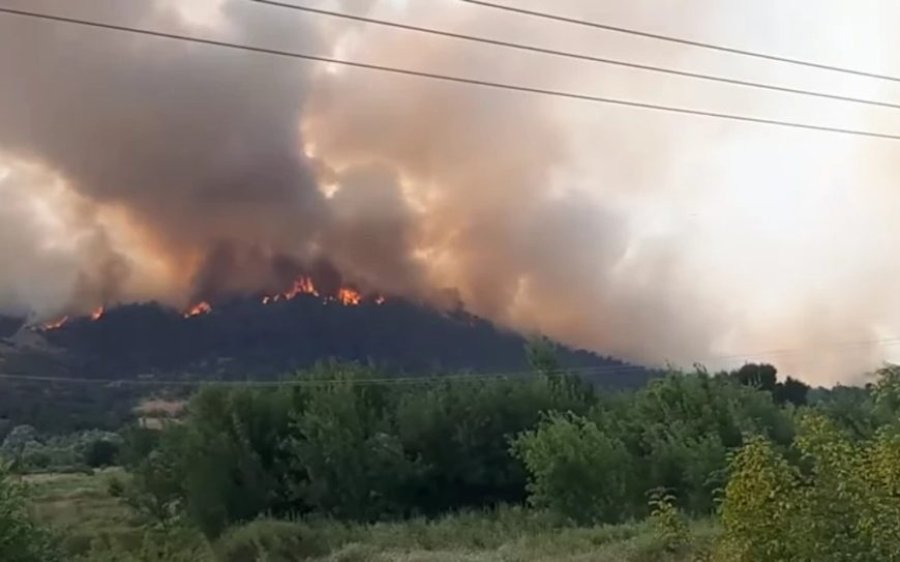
left=0, top=0, right=707, bottom=379
left=3, top=0, right=900, bottom=384
left=38, top=272, right=385, bottom=328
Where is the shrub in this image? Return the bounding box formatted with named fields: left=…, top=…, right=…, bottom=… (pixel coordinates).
left=647, top=489, right=689, bottom=553
left=718, top=413, right=900, bottom=561
left=85, top=438, right=120, bottom=468
left=512, top=412, right=631, bottom=524
left=216, top=519, right=331, bottom=562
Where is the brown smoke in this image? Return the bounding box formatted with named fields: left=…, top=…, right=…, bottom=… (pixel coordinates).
left=2, top=0, right=900, bottom=383
left=0, top=0, right=334, bottom=307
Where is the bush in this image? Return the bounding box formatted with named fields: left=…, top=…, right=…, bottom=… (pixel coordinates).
left=85, top=438, right=120, bottom=468
left=648, top=489, right=689, bottom=553
left=512, top=412, right=631, bottom=524
left=216, top=519, right=331, bottom=562
left=718, top=413, right=900, bottom=561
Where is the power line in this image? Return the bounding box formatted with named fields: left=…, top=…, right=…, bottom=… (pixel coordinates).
left=2, top=6, right=900, bottom=141
left=460, top=0, right=900, bottom=84
left=253, top=0, right=900, bottom=112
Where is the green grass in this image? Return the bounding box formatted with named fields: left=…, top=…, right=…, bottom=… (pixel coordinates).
left=24, top=470, right=719, bottom=561
left=24, top=469, right=146, bottom=556
left=216, top=510, right=719, bottom=562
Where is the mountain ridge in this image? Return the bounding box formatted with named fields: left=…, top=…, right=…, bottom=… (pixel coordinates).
left=0, top=296, right=652, bottom=387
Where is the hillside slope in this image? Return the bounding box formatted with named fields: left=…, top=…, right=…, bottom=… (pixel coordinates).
left=2, top=296, right=650, bottom=386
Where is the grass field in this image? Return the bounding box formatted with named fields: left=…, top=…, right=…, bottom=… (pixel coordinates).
left=24, top=469, right=147, bottom=556
left=25, top=470, right=718, bottom=561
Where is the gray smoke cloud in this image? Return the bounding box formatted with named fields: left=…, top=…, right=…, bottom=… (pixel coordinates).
left=2, top=0, right=900, bottom=383
left=0, top=0, right=333, bottom=306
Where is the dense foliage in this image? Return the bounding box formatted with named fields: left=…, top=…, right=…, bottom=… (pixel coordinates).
left=13, top=353, right=900, bottom=561
left=0, top=378, right=142, bottom=438
left=716, top=371, right=900, bottom=561
left=0, top=426, right=121, bottom=471
left=116, top=357, right=810, bottom=537
left=122, top=361, right=594, bottom=536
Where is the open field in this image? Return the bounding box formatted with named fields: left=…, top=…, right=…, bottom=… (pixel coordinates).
left=25, top=469, right=147, bottom=556
left=24, top=470, right=717, bottom=561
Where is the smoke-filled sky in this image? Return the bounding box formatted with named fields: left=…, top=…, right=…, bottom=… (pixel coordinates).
left=3, top=0, right=900, bottom=384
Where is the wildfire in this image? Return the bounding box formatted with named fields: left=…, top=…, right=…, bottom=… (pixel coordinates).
left=337, top=287, right=362, bottom=306
left=184, top=301, right=212, bottom=318
left=42, top=316, right=69, bottom=331
left=262, top=276, right=319, bottom=305
left=37, top=282, right=385, bottom=333
left=260, top=275, right=383, bottom=308
left=285, top=276, right=319, bottom=299
left=33, top=279, right=385, bottom=334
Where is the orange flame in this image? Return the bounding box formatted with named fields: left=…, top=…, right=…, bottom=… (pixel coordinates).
left=285, top=276, right=319, bottom=299
left=337, top=287, right=362, bottom=306
left=43, top=316, right=69, bottom=331
left=91, top=306, right=105, bottom=321
left=262, top=276, right=319, bottom=304
left=261, top=276, right=382, bottom=308
left=184, top=301, right=212, bottom=318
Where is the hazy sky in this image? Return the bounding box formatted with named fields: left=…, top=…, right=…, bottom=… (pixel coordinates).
left=2, top=0, right=900, bottom=384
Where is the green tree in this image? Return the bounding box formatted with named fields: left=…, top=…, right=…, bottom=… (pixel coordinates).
left=512, top=412, right=630, bottom=523
left=718, top=413, right=900, bottom=561
left=593, top=372, right=793, bottom=514
left=873, top=364, right=900, bottom=421
left=717, top=436, right=801, bottom=562
left=395, top=374, right=592, bottom=514
left=84, top=438, right=120, bottom=468
left=811, top=384, right=880, bottom=439
left=129, top=385, right=296, bottom=537
left=180, top=385, right=296, bottom=536
left=734, top=363, right=778, bottom=392
left=283, top=364, right=420, bottom=520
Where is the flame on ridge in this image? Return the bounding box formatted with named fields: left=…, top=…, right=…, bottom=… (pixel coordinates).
left=260, top=276, right=379, bottom=307
left=184, top=301, right=212, bottom=318
left=337, top=287, right=362, bottom=306
left=59, top=276, right=385, bottom=328
left=42, top=316, right=69, bottom=331
left=263, top=275, right=318, bottom=304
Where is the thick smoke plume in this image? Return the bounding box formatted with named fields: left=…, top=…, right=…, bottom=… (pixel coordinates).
left=3, top=0, right=900, bottom=383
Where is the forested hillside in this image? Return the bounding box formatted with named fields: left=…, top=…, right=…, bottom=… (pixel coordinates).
left=2, top=296, right=646, bottom=382
left=0, top=297, right=651, bottom=434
